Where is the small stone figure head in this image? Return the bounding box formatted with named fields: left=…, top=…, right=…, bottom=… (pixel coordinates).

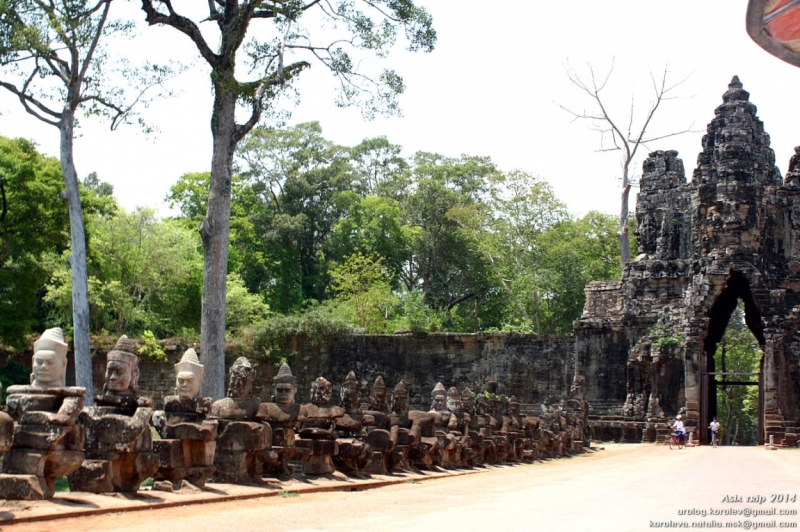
left=509, top=396, right=521, bottom=417
left=369, top=376, right=388, bottom=412
left=273, top=363, right=297, bottom=407
left=31, top=327, right=68, bottom=388
left=174, top=348, right=203, bottom=399
left=105, top=335, right=140, bottom=395
left=499, top=394, right=509, bottom=416
left=476, top=392, right=489, bottom=415
left=341, top=371, right=361, bottom=409
left=570, top=375, right=586, bottom=401
left=430, top=382, right=447, bottom=413
left=228, top=357, right=255, bottom=398
left=391, top=380, right=409, bottom=415
left=446, top=386, right=462, bottom=414
left=311, top=377, right=332, bottom=406
left=461, top=387, right=475, bottom=415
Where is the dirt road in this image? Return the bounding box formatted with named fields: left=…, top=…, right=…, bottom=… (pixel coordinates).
left=8, top=445, right=800, bottom=532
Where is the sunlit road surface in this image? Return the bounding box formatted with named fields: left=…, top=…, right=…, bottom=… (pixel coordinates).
left=11, top=444, right=800, bottom=532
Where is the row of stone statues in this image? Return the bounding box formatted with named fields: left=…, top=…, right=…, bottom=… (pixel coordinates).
left=0, top=329, right=589, bottom=499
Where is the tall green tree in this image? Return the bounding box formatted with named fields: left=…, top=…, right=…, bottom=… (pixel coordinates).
left=0, top=0, right=170, bottom=401
left=140, top=2, right=435, bottom=398
left=0, top=137, right=68, bottom=347
left=401, top=152, right=496, bottom=329
left=537, top=211, right=622, bottom=332
left=236, top=123, right=360, bottom=311
left=328, top=252, right=397, bottom=332
left=45, top=206, right=204, bottom=337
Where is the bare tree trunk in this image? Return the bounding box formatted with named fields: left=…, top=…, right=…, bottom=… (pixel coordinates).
left=724, top=390, right=733, bottom=445
left=60, top=109, right=93, bottom=404
left=619, top=166, right=631, bottom=265
left=199, top=79, right=236, bottom=400
left=732, top=418, right=740, bottom=446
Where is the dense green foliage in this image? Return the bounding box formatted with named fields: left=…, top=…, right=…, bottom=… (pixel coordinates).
left=0, top=126, right=626, bottom=348
left=713, top=303, right=761, bottom=445
left=0, top=137, right=69, bottom=347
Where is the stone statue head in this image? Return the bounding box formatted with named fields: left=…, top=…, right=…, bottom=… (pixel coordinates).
left=570, top=375, right=586, bottom=401
left=391, top=380, right=409, bottom=415
left=499, top=394, right=509, bottom=416
left=509, top=395, right=521, bottom=417
left=273, top=363, right=297, bottom=407
left=227, top=357, right=255, bottom=398
left=340, top=371, right=360, bottom=409
left=311, top=376, right=332, bottom=406
left=430, top=382, right=447, bottom=413
left=174, top=348, right=203, bottom=399
left=461, top=386, right=475, bottom=415
left=31, top=327, right=68, bottom=388
left=476, top=392, right=489, bottom=415
left=104, top=335, right=140, bottom=395
left=369, top=376, right=388, bottom=411
left=446, top=386, right=462, bottom=414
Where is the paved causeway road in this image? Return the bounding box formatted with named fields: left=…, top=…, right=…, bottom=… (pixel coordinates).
left=10, top=444, right=800, bottom=532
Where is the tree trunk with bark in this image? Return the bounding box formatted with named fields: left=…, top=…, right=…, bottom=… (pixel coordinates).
left=619, top=166, right=631, bottom=265
left=199, top=74, right=236, bottom=401
left=59, top=109, right=93, bottom=403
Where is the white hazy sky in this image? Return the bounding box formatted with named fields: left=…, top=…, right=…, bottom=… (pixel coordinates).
left=2, top=1, right=800, bottom=217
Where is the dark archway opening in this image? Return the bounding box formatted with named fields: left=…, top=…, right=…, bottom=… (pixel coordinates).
left=701, top=272, right=765, bottom=445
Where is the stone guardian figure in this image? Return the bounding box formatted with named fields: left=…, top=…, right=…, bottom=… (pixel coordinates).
left=68, top=335, right=159, bottom=493
left=154, top=348, right=219, bottom=490
left=210, top=357, right=275, bottom=484
left=0, top=328, right=85, bottom=499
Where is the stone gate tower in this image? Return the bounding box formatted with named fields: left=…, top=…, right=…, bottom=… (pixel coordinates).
left=575, top=77, right=800, bottom=446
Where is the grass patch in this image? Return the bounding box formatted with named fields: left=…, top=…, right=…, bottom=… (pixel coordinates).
left=139, top=477, right=155, bottom=488
left=55, top=477, right=69, bottom=492
left=277, top=491, right=299, bottom=498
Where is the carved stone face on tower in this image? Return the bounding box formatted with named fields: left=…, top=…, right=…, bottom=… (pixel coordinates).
left=105, top=335, right=140, bottom=394
left=311, top=377, right=332, bottom=406
left=227, top=357, right=255, bottom=398
left=273, top=363, right=297, bottom=407
left=31, top=327, right=68, bottom=388
left=175, top=348, right=203, bottom=399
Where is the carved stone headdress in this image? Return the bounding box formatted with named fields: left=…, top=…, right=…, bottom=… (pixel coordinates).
left=34, top=327, right=68, bottom=359
left=343, top=371, right=357, bottom=387
left=461, top=386, right=473, bottom=404
left=393, top=380, right=408, bottom=398
left=175, top=348, right=203, bottom=382
left=430, top=381, right=447, bottom=399
left=273, top=362, right=296, bottom=385
left=447, top=386, right=460, bottom=400
left=372, top=376, right=386, bottom=392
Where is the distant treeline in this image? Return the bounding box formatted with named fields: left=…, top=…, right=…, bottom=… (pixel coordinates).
left=0, top=122, right=627, bottom=351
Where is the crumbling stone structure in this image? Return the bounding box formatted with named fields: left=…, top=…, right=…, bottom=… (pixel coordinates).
left=576, top=77, right=800, bottom=446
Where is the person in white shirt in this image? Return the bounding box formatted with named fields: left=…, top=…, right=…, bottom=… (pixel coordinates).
left=673, top=415, right=686, bottom=443
left=709, top=417, right=720, bottom=444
